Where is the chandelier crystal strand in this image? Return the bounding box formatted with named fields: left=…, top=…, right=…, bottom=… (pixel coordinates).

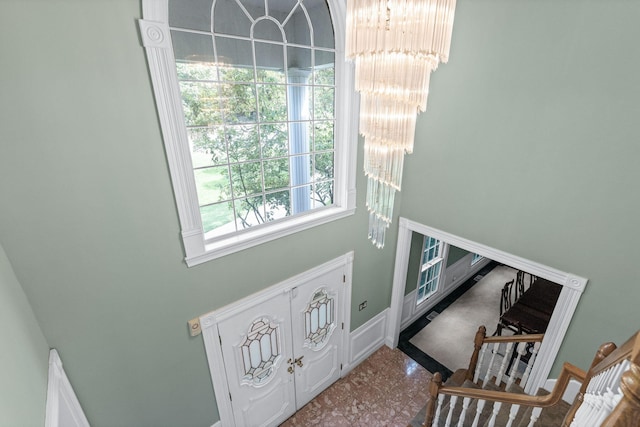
left=346, top=0, right=456, bottom=248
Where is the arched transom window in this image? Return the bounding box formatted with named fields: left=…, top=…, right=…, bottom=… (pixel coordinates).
left=140, top=0, right=356, bottom=265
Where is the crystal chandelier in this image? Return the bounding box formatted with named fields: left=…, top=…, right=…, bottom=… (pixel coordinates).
left=346, top=0, right=457, bottom=248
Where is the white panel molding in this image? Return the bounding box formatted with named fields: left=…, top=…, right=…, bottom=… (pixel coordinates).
left=400, top=254, right=491, bottom=330
left=400, top=290, right=415, bottom=329
left=200, top=252, right=354, bottom=427
left=387, top=217, right=588, bottom=395
left=347, top=309, right=388, bottom=373
left=45, top=350, right=90, bottom=427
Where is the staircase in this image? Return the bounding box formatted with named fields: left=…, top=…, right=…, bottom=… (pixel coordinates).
left=411, top=327, right=640, bottom=427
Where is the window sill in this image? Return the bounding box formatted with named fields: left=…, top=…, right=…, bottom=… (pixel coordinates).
left=185, top=205, right=356, bottom=267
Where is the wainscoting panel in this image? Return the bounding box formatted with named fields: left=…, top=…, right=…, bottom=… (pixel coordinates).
left=348, top=309, right=388, bottom=373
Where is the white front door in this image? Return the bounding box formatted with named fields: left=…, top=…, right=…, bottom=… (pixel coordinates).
left=217, top=291, right=296, bottom=427
left=211, top=258, right=349, bottom=427
left=290, top=267, right=344, bottom=407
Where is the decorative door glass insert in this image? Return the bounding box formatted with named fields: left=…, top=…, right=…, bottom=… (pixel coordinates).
left=303, top=289, right=335, bottom=349
left=240, top=318, right=281, bottom=385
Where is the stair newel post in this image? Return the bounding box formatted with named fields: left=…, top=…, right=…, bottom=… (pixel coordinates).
left=467, top=325, right=487, bottom=382
left=562, top=341, right=617, bottom=427
left=424, top=372, right=443, bottom=427
left=601, top=336, right=640, bottom=427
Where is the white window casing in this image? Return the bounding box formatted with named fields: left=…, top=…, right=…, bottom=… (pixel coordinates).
left=139, top=0, right=358, bottom=266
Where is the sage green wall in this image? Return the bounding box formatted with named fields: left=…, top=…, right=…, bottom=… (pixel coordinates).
left=400, top=0, right=640, bottom=375
left=3, top=0, right=639, bottom=425
left=446, top=246, right=469, bottom=268
left=0, top=2, right=395, bottom=426
left=404, top=232, right=424, bottom=295
left=0, top=242, right=49, bottom=426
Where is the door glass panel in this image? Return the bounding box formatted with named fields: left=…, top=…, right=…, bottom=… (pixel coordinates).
left=302, top=289, right=335, bottom=350
left=240, top=318, right=281, bottom=386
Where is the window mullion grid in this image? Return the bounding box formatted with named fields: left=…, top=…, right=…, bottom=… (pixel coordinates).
left=166, top=0, right=345, bottom=250
left=211, top=32, right=239, bottom=233
left=283, top=38, right=293, bottom=214
left=251, top=38, right=268, bottom=221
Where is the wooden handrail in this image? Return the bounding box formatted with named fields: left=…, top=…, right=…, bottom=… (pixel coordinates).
left=590, top=331, right=639, bottom=377
left=482, top=333, right=545, bottom=345
left=601, top=331, right=640, bottom=427
left=561, top=341, right=617, bottom=426
left=466, top=325, right=545, bottom=382
left=423, top=330, right=640, bottom=427
left=437, top=362, right=586, bottom=408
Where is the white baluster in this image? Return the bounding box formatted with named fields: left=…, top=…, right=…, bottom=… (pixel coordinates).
left=591, top=392, right=605, bottom=423
left=470, top=399, right=485, bottom=427
left=486, top=401, right=502, bottom=427
left=609, top=360, right=629, bottom=390
left=527, top=407, right=542, bottom=427
left=474, top=344, right=487, bottom=384
left=576, top=393, right=595, bottom=425
left=456, top=397, right=471, bottom=427
left=507, top=342, right=527, bottom=389
left=594, top=388, right=617, bottom=426
left=496, top=342, right=514, bottom=386
left=444, top=396, right=458, bottom=427
left=520, top=342, right=540, bottom=388
left=483, top=343, right=500, bottom=386
left=505, top=404, right=520, bottom=427
left=434, top=394, right=445, bottom=426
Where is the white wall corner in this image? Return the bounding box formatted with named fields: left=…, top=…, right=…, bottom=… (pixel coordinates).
left=45, top=349, right=90, bottom=427
left=347, top=309, right=388, bottom=374
left=543, top=378, right=582, bottom=404
left=210, top=421, right=222, bottom=427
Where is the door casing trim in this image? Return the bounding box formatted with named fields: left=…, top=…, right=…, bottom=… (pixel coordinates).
left=201, top=252, right=354, bottom=427
left=386, top=217, right=587, bottom=394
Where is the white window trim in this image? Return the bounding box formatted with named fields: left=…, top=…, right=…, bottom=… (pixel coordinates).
left=471, top=253, right=484, bottom=266
left=416, top=237, right=447, bottom=305
left=139, top=0, right=357, bottom=266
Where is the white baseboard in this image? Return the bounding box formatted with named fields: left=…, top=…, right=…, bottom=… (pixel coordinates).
left=347, top=309, right=388, bottom=374
left=45, top=349, right=90, bottom=427
left=543, top=378, right=582, bottom=404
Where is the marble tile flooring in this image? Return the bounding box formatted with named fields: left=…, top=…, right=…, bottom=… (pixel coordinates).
left=280, top=346, right=431, bottom=426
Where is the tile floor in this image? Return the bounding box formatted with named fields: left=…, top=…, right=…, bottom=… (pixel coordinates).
left=280, top=346, right=431, bottom=426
